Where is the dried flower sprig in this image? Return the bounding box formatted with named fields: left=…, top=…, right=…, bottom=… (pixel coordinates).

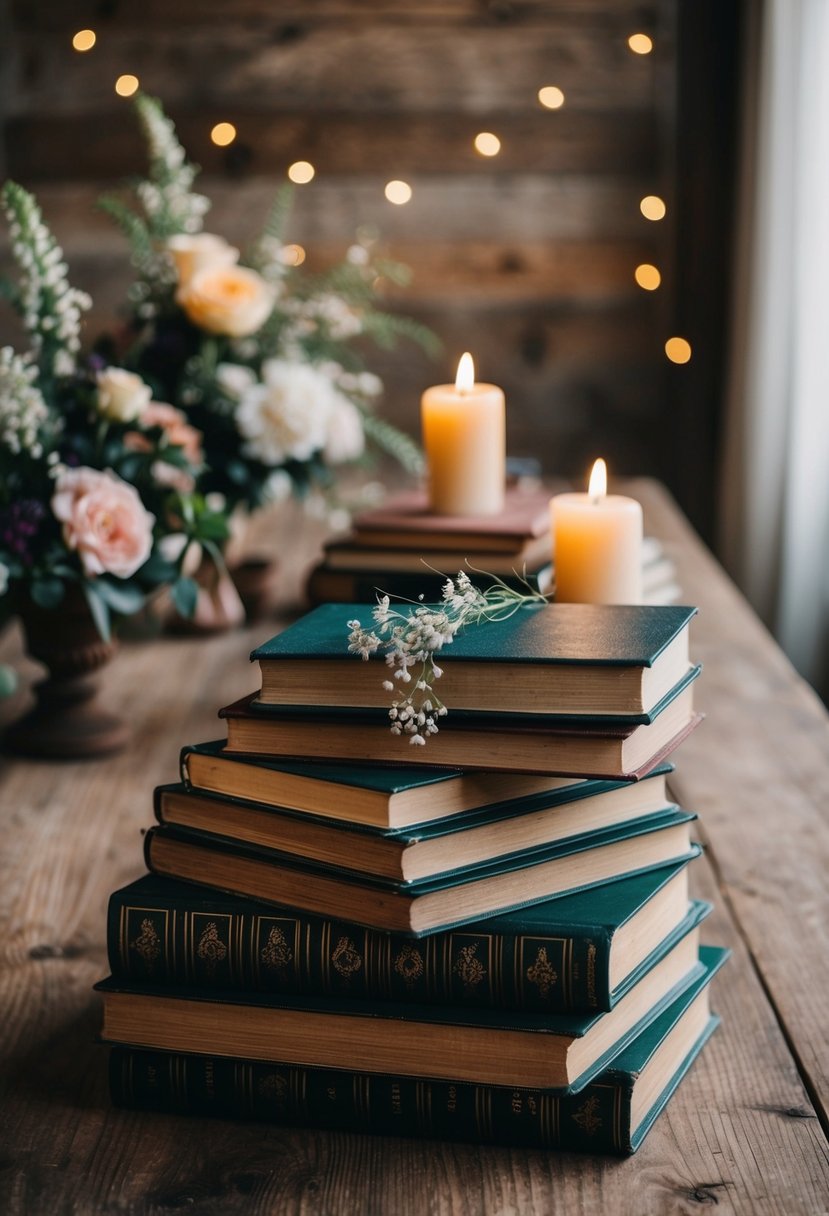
left=347, top=569, right=548, bottom=744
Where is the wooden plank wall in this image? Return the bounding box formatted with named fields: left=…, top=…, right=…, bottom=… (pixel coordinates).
left=0, top=1, right=739, bottom=537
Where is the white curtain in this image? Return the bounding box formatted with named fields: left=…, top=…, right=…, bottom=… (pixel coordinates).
left=720, top=0, right=829, bottom=696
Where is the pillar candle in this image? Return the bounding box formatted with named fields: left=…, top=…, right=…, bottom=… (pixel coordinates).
left=421, top=353, right=506, bottom=516
left=550, top=459, right=643, bottom=603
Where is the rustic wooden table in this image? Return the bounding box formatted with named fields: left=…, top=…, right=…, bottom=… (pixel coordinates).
left=1, top=481, right=828, bottom=1216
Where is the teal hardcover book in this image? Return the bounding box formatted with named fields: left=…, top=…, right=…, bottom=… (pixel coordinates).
left=143, top=808, right=700, bottom=934
left=179, top=738, right=673, bottom=831
left=252, top=601, right=699, bottom=722
left=107, top=856, right=707, bottom=1013
left=107, top=947, right=728, bottom=1152
left=160, top=761, right=676, bottom=882
left=96, top=915, right=709, bottom=1093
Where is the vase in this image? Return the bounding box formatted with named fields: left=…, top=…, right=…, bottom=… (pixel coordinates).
left=166, top=554, right=247, bottom=636
left=6, top=589, right=130, bottom=759
left=229, top=555, right=281, bottom=622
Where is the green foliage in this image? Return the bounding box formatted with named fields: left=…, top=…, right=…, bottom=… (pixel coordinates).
left=360, top=413, right=425, bottom=477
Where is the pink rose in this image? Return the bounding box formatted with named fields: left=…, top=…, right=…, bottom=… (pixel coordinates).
left=51, top=467, right=155, bottom=579
left=141, top=402, right=203, bottom=468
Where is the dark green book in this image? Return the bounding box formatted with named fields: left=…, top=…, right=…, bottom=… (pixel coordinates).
left=252, top=601, right=699, bottom=722
left=107, top=947, right=727, bottom=1153
left=180, top=739, right=675, bottom=832
left=144, top=808, right=700, bottom=935
left=161, top=761, right=677, bottom=883
left=180, top=739, right=599, bottom=830
left=96, top=917, right=707, bottom=1093
left=107, top=858, right=708, bottom=1014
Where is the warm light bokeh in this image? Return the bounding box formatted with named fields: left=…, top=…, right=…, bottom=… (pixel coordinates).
left=72, top=29, right=96, bottom=52
left=628, top=33, right=654, bottom=54
left=287, top=160, right=315, bottom=184
left=635, top=263, right=662, bottom=290
left=474, top=132, right=501, bottom=157
left=115, top=75, right=139, bottom=97
left=538, top=86, right=565, bottom=110
left=665, top=337, right=692, bottom=364
left=640, top=195, right=667, bottom=221
left=210, top=122, right=237, bottom=147
left=384, top=180, right=412, bottom=205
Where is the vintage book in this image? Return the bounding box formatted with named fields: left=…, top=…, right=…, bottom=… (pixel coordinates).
left=158, top=762, right=676, bottom=882
left=306, top=562, right=553, bottom=606
left=219, top=683, right=702, bottom=780
left=97, top=921, right=705, bottom=1092
left=143, top=810, right=699, bottom=935
left=107, top=947, right=727, bottom=1153
left=181, top=741, right=598, bottom=830
left=107, top=860, right=707, bottom=1014
left=253, top=601, right=698, bottom=720
left=322, top=533, right=554, bottom=575
left=350, top=485, right=554, bottom=552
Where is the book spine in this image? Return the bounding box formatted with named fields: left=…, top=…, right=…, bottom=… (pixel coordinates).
left=107, top=885, right=613, bottom=1013
left=109, top=1046, right=633, bottom=1154
left=307, top=565, right=548, bottom=606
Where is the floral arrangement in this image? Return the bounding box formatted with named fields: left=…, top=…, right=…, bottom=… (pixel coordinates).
left=97, top=94, right=435, bottom=519
left=347, top=571, right=547, bottom=744
left=0, top=180, right=226, bottom=639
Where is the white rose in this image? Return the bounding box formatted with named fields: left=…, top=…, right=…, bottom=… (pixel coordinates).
left=166, top=233, right=239, bottom=287
left=96, top=368, right=152, bottom=423
left=177, top=265, right=276, bottom=338
left=235, top=360, right=336, bottom=465
left=323, top=395, right=365, bottom=465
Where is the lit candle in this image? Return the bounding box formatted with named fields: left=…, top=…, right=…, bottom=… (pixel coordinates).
left=550, top=459, right=643, bottom=603
left=421, top=353, right=506, bottom=516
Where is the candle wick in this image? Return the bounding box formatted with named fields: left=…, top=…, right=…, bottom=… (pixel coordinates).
left=591, top=494, right=601, bottom=507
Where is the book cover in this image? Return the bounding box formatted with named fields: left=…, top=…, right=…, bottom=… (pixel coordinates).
left=107, top=856, right=706, bottom=1013
left=179, top=740, right=600, bottom=830
left=159, top=763, right=676, bottom=882
left=107, top=947, right=727, bottom=1153
left=252, top=601, right=696, bottom=669
left=218, top=684, right=703, bottom=780
left=143, top=810, right=700, bottom=935
left=96, top=920, right=706, bottom=1092
left=252, top=601, right=699, bottom=724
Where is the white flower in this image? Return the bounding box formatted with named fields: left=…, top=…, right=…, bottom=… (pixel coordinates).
left=96, top=368, right=152, bottom=423
left=216, top=363, right=257, bottom=400
left=0, top=347, right=49, bottom=456
left=323, top=394, right=365, bottom=465
left=262, top=469, right=294, bottom=503
left=234, top=360, right=337, bottom=465
left=0, top=561, right=9, bottom=596
left=166, top=233, right=239, bottom=287
left=346, top=244, right=369, bottom=265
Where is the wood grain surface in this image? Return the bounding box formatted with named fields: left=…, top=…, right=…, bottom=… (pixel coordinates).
left=0, top=481, right=828, bottom=1215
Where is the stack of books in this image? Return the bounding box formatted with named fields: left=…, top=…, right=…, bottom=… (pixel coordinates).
left=98, top=600, right=727, bottom=1154
left=306, top=487, right=681, bottom=606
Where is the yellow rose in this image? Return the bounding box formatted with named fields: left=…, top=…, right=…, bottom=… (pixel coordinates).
left=166, top=233, right=239, bottom=287
left=177, top=265, right=276, bottom=337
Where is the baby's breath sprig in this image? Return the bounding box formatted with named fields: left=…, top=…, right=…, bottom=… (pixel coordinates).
left=347, top=569, right=548, bottom=745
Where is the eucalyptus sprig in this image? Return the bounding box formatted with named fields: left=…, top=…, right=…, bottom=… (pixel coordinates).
left=347, top=570, right=548, bottom=744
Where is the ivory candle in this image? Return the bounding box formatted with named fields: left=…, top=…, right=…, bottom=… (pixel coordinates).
left=551, top=459, right=643, bottom=603
left=421, top=353, right=506, bottom=516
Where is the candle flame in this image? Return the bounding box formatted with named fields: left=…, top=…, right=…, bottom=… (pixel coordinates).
left=455, top=352, right=475, bottom=393
left=588, top=458, right=607, bottom=501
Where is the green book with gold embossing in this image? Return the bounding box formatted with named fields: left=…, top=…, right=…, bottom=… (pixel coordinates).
left=107, top=948, right=727, bottom=1153
left=97, top=915, right=707, bottom=1093
left=107, top=858, right=707, bottom=1015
